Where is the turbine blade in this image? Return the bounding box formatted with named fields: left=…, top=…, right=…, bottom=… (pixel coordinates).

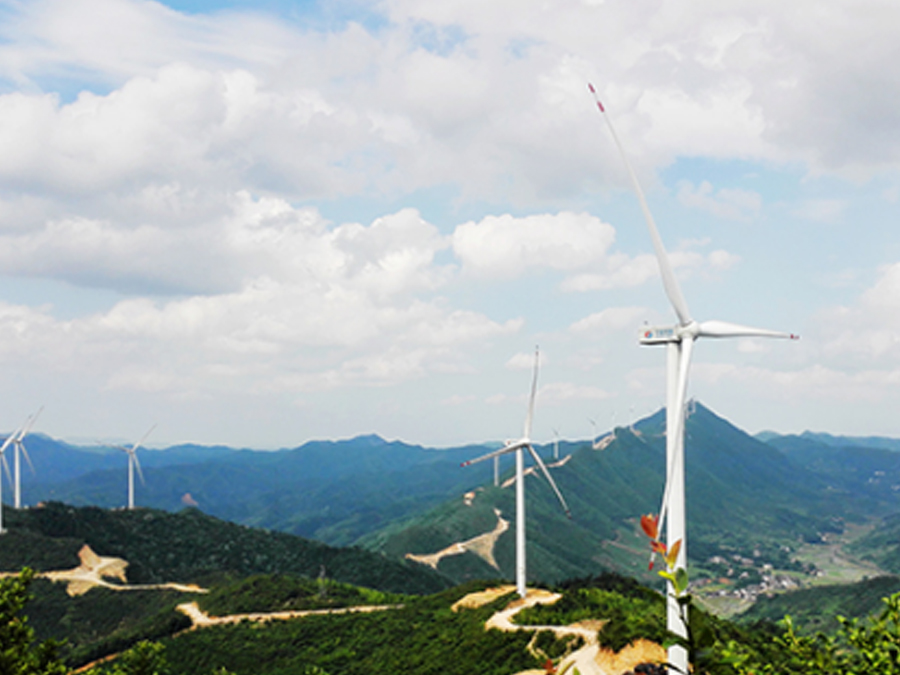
left=523, top=346, right=540, bottom=440
left=1, top=454, right=11, bottom=485
left=526, top=444, right=571, bottom=517
left=132, top=452, right=146, bottom=485
left=132, top=423, right=157, bottom=453
left=460, top=441, right=522, bottom=468
left=19, top=405, right=43, bottom=439
left=656, top=338, right=695, bottom=537
left=20, top=442, right=35, bottom=475
left=589, top=85, right=692, bottom=325
left=697, top=320, right=799, bottom=340
left=0, top=433, right=17, bottom=456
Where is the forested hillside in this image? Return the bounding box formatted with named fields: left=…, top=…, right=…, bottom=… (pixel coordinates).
left=0, top=503, right=450, bottom=593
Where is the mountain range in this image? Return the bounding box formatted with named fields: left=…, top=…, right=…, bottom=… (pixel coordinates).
left=9, top=402, right=900, bottom=587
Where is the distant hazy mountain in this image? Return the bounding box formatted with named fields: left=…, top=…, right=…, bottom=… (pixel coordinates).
left=23, top=434, right=509, bottom=546
left=761, top=432, right=900, bottom=507
left=757, top=430, right=900, bottom=452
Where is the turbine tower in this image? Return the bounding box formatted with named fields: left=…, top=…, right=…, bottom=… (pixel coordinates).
left=118, top=425, right=155, bottom=510
left=12, top=407, right=42, bottom=509
left=591, top=85, right=798, bottom=673
left=461, top=347, right=571, bottom=598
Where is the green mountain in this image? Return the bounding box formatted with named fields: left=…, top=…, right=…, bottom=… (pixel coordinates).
left=28, top=435, right=504, bottom=546
left=370, top=404, right=880, bottom=587
left=762, top=434, right=900, bottom=510
left=0, top=502, right=451, bottom=593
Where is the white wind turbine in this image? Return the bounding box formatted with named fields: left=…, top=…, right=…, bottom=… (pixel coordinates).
left=12, top=407, right=42, bottom=509
left=590, top=84, right=798, bottom=672
left=0, top=431, right=16, bottom=533
left=552, top=427, right=560, bottom=460
left=462, top=347, right=571, bottom=598
left=117, top=425, right=155, bottom=510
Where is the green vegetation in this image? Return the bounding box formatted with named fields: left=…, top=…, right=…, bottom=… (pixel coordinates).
left=737, top=575, right=900, bottom=635
left=158, top=581, right=557, bottom=675
left=0, top=568, right=67, bottom=675
left=2, top=502, right=450, bottom=594
left=850, top=513, right=900, bottom=574
left=722, top=592, right=900, bottom=674
left=25, top=579, right=194, bottom=668
left=515, top=574, right=667, bottom=650
left=197, top=573, right=404, bottom=616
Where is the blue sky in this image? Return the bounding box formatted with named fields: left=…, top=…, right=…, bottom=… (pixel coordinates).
left=0, top=0, right=898, bottom=448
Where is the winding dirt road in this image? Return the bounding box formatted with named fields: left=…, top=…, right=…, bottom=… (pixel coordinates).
left=175, top=600, right=402, bottom=630
left=405, top=507, right=509, bottom=569
left=456, top=585, right=664, bottom=675
left=0, top=545, right=206, bottom=596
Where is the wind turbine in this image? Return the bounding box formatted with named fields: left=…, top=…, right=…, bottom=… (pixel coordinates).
left=552, top=427, right=560, bottom=460
left=117, top=425, right=155, bottom=510
left=0, top=432, right=16, bottom=533
left=12, top=407, right=42, bottom=509
left=590, top=84, right=798, bottom=672
left=461, top=347, right=571, bottom=598
left=588, top=418, right=598, bottom=446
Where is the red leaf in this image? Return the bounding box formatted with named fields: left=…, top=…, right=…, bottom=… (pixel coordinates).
left=640, top=513, right=659, bottom=540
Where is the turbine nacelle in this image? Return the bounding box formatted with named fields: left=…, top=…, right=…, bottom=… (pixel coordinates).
left=640, top=321, right=799, bottom=346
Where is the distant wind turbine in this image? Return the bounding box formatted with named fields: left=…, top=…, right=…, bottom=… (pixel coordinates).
left=117, top=425, right=155, bottom=510
left=0, top=431, right=16, bottom=533
left=551, top=427, right=560, bottom=460
left=13, top=407, right=42, bottom=508
left=462, top=347, right=571, bottom=598
left=588, top=418, right=598, bottom=446
left=590, top=84, right=798, bottom=673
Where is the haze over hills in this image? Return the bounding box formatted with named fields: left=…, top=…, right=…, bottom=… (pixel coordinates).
left=759, top=430, right=900, bottom=453
left=11, top=402, right=900, bottom=589
left=24, top=435, right=507, bottom=546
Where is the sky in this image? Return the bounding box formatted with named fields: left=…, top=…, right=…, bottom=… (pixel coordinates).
left=0, top=0, right=899, bottom=449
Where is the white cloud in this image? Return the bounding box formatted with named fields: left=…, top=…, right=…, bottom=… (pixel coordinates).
left=538, top=381, right=613, bottom=404
left=677, top=180, right=762, bottom=221
left=506, top=350, right=540, bottom=370
left=0, top=198, right=525, bottom=399
left=0, top=0, right=896, bottom=212
left=570, top=306, right=647, bottom=333
left=561, top=244, right=737, bottom=293
left=452, top=212, right=615, bottom=279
